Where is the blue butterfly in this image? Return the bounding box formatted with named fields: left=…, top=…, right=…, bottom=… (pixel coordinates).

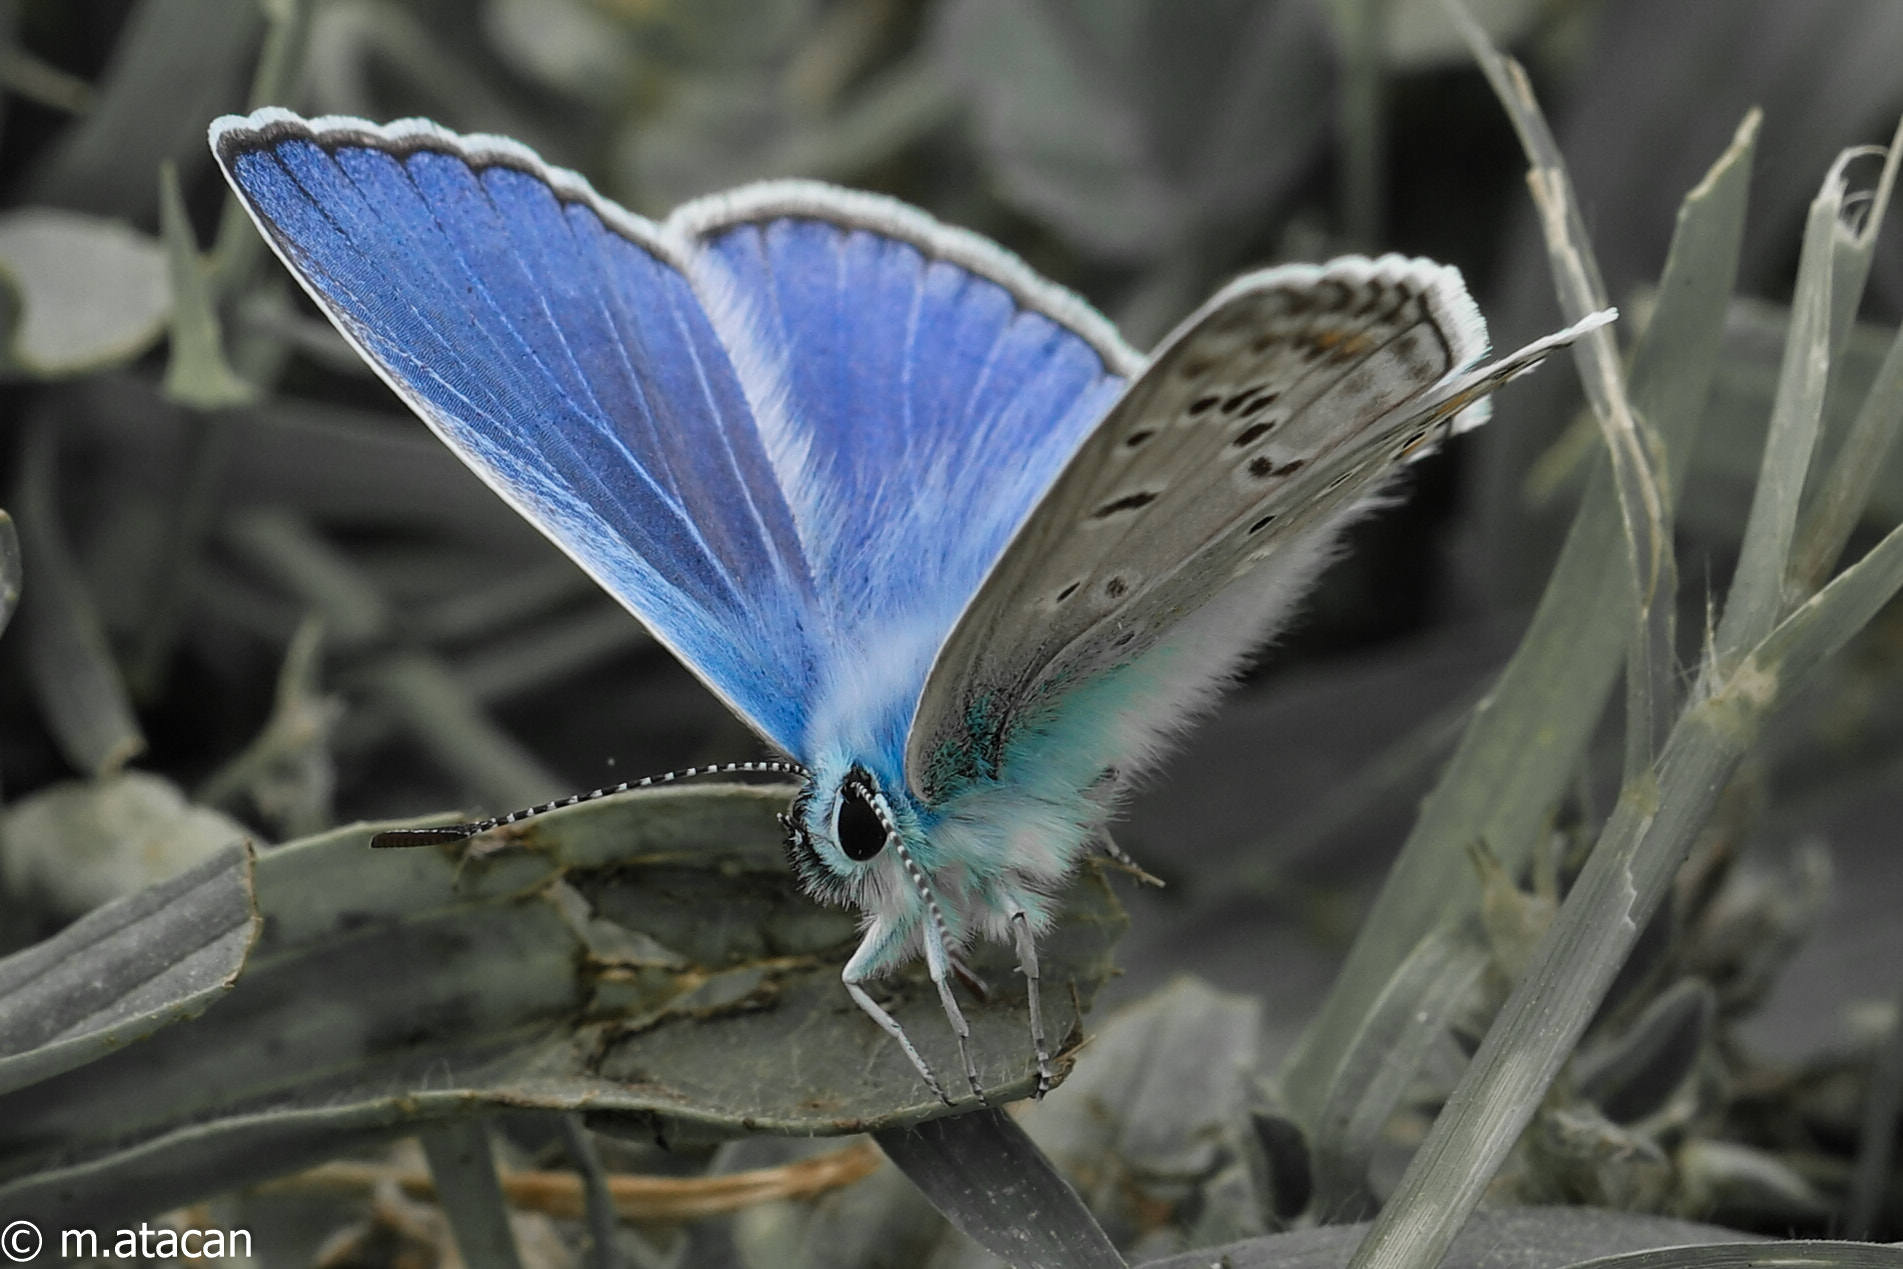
left=211, top=108, right=1608, bottom=1104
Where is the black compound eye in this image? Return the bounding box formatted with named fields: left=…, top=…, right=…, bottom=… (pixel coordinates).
left=835, top=778, right=889, bottom=862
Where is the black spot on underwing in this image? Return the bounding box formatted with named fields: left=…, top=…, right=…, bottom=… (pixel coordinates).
left=1232, top=420, right=1276, bottom=448
left=1092, top=490, right=1159, bottom=519
left=1221, top=385, right=1265, bottom=415
left=1248, top=513, right=1278, bottom=534
left=1245, top=455, right=1306, bottom=480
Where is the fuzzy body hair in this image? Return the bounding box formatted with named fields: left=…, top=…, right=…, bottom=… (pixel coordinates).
left=788, top=478, right=1376, bottom=969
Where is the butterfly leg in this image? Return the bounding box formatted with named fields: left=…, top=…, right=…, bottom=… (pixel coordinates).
left=917, top=913, right=987, bottom=1106
left=1011, top=911, right=1054, bottom=1097
left=880, top=833, right=986, bottom=1104
left=843, top=926, right=953, bottom=1105
left=844, top=977, right=950, bottom=1105
left=1097, top=833, right=1165, bottom=888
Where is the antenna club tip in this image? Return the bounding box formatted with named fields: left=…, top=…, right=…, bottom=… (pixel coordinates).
left=371, top=825, right=481, bottom=849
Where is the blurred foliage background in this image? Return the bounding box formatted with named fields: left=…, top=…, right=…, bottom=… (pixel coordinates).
left=3, top=0, right=1903, bottom=1264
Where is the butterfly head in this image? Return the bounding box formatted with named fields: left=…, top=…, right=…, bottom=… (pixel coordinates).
left=779, top=762, right=913, bottom=911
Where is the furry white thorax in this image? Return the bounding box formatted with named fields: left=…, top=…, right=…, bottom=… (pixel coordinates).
left=790, top=475, right=1379, bottom=977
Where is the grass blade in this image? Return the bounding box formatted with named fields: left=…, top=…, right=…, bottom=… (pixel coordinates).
left=1448, top=0, right=1674, bottom=781
left=1557, top=1243, right=1903, bottom=1269
left=1349, top=656, right=1764, bottom=1269
left=1788, top=118, right=1903, bottom=594
left=0, top=510, right=19, bottom=642
left=875, top=1109, right=1125, bottom=1269
left=420, top=1120, right=526, bottom=1269
left=1348, top=134, right=1903, bottom=1269
left=1308, top=928, right=1488, bottom=1220
left=1281, top=105, right=1755, bottom=1143
left=559, top=1115, right=624, bottom=1269
left=1713, top=148, right=1864, bottom=659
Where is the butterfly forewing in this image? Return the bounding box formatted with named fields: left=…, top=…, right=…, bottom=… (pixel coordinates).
left=213, top=113, right=824, bottom=751
left=905, top=256, right=1599, bottom=803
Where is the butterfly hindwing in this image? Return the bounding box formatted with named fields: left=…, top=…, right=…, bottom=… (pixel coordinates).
left=906, top=256, right=1607, bottom=802
left=212, top=111, right=819, bottom=751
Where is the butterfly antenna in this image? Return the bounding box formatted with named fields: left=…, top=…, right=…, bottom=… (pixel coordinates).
left=866, top=791, right=987, bottom=1106
left=370, top=760, right=812, bottom=848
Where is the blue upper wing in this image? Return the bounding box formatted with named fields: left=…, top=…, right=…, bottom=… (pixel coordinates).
left=671, top=186, right=1136, bottom=766
left=212, top=111, right=818, bottom=752
left=213, top=113, right=1140, bottom=774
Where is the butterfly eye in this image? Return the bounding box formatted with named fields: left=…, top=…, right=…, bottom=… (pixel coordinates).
left=835, top=778, right=889, bottom=862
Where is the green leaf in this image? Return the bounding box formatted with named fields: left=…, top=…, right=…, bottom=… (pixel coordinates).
left=299, top=0, right=561, bottom=157
left=0, top=842, right=257, bottom=1097
left=0, top=209, right=169, bottom=375
left=14, top=413, right=147, bottom=778
left=0, top=784, right=1125, bottom=1224
left=1669, top=298, right=1903, bottom=542
left=25, top=0, right=262, bottom=219
left=0, top=770, right=255, bottom=919
left=159, top=161, right=255, bottom=410
left=221, top=507, right=392, bottom=651
left=195, top=616, right=340, bottom=839
left=1017, top=977, right=1270, bottom=1246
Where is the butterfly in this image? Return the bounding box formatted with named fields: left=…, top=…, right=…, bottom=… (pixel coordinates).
left=211, top=108, right=1610, bottom=1105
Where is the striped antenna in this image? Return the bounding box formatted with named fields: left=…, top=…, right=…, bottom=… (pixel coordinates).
left=370, top=760, right=812, bottom=848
